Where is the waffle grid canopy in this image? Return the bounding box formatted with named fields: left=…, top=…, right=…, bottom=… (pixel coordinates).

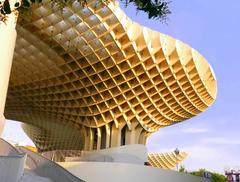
left=5, top=0, right=217, bottom=151
left=148, top=151, right=188, bottom=169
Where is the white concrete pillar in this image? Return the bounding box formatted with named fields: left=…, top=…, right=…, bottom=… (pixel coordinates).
left=0, top=0, right=19, bottom=136
left=0, top=114, right=5, bottom=135
left=0, top=23, right=17, bottom=135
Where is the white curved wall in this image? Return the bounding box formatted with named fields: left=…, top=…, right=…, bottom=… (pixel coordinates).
left=59, top=162, right=209, bottom=182
left=66, top=144, right=148, bottom=165
left=0, top=24, right=17, bottom=135
left=0, top=155, right=26, bottom=182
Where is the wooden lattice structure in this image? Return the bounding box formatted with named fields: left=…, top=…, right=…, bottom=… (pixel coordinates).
left=148, top=152, right=188, bottom=169
left=4, top=0, right=217, bottom=152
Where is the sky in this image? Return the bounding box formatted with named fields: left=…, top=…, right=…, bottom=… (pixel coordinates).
left=2, top=0, right=240, bottom=174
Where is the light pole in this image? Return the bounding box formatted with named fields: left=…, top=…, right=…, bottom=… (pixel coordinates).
left=174, top=148, right=180, bottom=171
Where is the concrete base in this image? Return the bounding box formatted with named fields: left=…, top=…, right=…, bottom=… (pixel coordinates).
left=66, top=144, right=147, bottom=165
left=59, top=162, right=209, bottom=182
left=58, top=145, right=209, bottom=182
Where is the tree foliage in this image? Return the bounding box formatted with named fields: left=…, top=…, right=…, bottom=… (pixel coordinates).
left=122, top=0, right=171, bottom=21
left=210, top=172, right=228, bottom=182
left=179, top=165, right=188, bottom=173
left=0, top=0, right=171, bottom=22
left=178, top=167, right=227, bottom=182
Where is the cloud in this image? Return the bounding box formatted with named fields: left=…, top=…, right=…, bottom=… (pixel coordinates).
left=181, top=127, right=208, bottom=134
left=203, top=137, right=240, bottom=145
left=181, top=145, right=227, bottom=173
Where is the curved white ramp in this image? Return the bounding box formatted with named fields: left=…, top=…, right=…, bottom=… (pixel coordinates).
left=59, top=162, right=210, bottom=182
left=17, top=147, right=85, bottom=182
left=0, top=139, right=26, bottom=182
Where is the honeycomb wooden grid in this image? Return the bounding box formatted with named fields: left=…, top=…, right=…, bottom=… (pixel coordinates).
left=5, top=0, right=217, bottom=151
left=148, top=151, right=188, bottom=169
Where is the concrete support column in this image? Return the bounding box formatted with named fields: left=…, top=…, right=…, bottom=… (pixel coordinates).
left=83, top=127, right=90, bottom=151
left=125, top=122, right=139, bottom=145
left=139, top=130, right=147, bottom=144
left=135, top=127, right=143, bottom=144
left=96, top=128, right=101, bottom=150
left=89, top=128, right=94, bottom=151
left=110, top=124, right=121, bottom=147
left=0, top=23, right=17, bottom=135
left=125, top=129, right=134, bottom=145
left=105, top=124, right=110, bottom=149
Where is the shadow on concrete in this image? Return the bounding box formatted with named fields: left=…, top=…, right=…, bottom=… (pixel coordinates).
left=17, top=146, right=85, bottom=182
left=0, top=138, right=26, bottom=182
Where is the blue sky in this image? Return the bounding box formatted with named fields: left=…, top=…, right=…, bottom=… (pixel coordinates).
left=120, top=0, right=240, bottom=173
left=2, top=0, right=240, bottom=174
